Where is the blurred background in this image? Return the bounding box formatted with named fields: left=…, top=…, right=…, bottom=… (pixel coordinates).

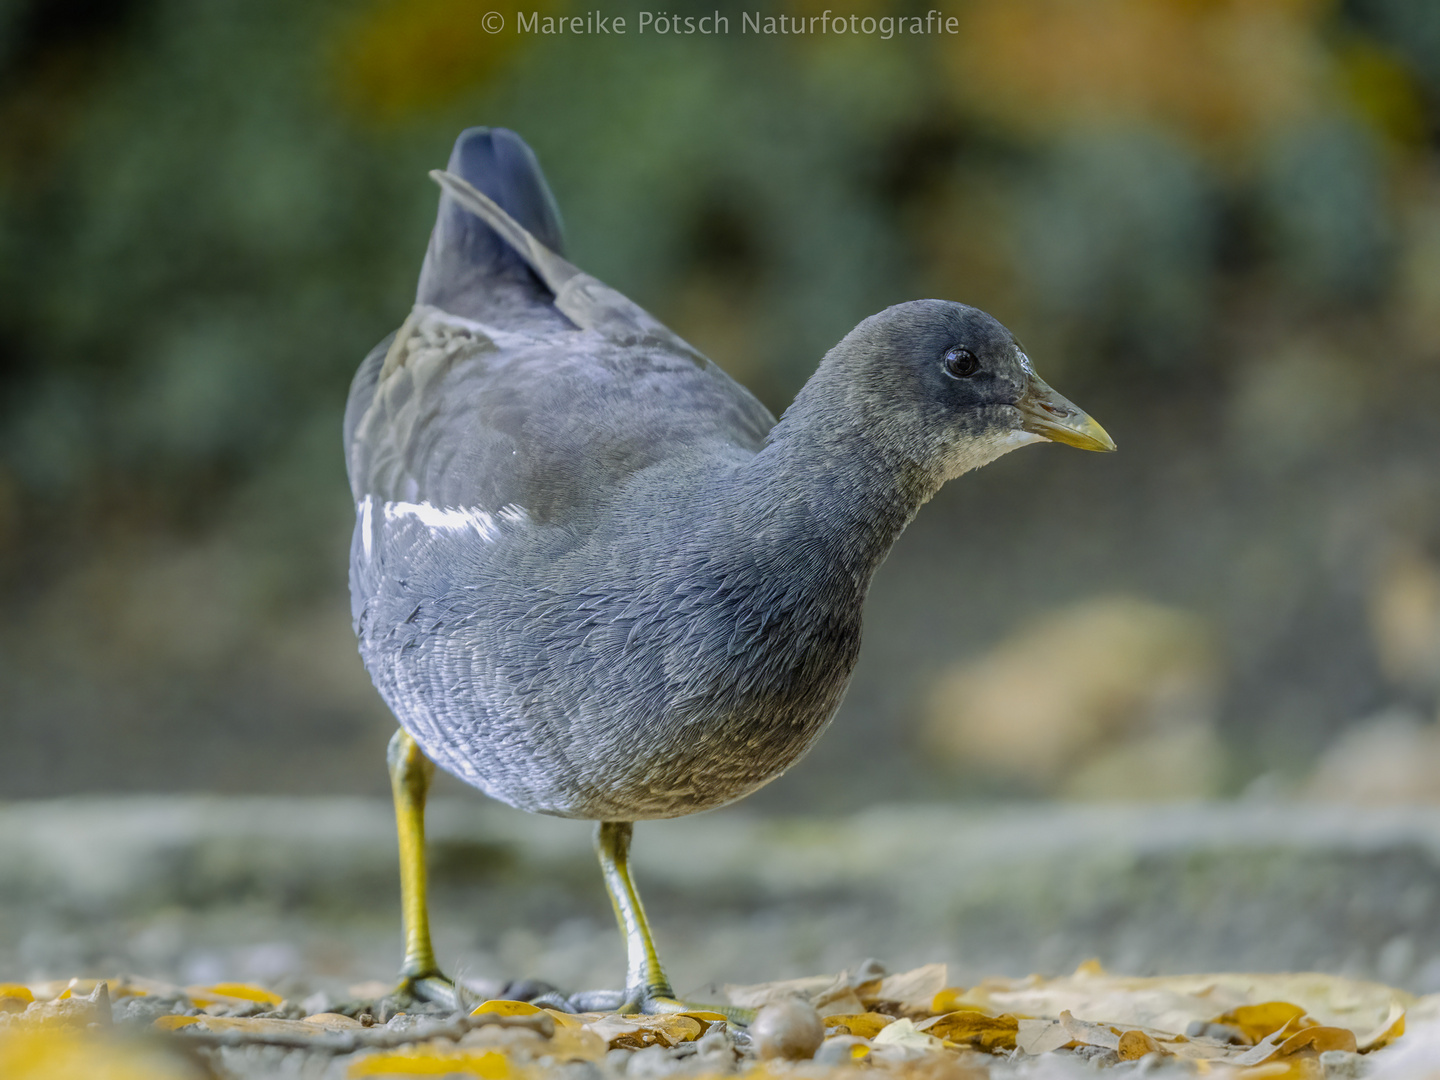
left=3, top=0, right=1440, bottom=998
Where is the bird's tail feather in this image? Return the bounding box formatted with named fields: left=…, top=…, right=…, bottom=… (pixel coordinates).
left=416, top=127, right=566, bottom=311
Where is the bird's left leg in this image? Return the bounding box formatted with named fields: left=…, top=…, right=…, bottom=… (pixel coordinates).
left=593, top=821, right=752, bottom=1022
left=388, top=728, right=456, bottom=1008
left=596, top=820, right=674, bottom=1011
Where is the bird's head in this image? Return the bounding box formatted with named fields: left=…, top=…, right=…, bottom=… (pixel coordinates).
left=823, top=299, right=1115, bottom=485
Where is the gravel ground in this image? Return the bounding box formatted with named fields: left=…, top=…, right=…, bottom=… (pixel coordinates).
left=2, top=797, right=1439, bottom=1000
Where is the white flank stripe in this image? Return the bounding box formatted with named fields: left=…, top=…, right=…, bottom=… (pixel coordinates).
left=383, top=499, right=529, bottom=543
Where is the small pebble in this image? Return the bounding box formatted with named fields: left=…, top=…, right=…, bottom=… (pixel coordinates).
left=1320, top=1049, right=1367, bottom=1079
left=750, top=998, right=824, bottom=1061
left=113, top=996, right=182, bottom=1027
left=606, top=1047, right=634, bottom=1072
left=502, top=978, right=560, bottom=1002
left=627, top=1043, right=691, bottom=1079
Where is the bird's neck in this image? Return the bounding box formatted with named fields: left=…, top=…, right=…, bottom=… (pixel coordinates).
left=735, top=383, right=937, bottom=588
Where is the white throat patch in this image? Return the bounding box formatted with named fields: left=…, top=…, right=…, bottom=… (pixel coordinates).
left=939, top=427, right=1044, bottom=482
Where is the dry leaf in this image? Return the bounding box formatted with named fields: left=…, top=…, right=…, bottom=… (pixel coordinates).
left=872, top=1017, right=944, bottom=1052
left=471, top=1000, right=542, bottom=1018
left=1016, top=1018, right=1073, bottom=1055
left=582, top=1013, right=702, bottom=1050
left=1116, top=1029, right=1163, bottom=1060
left=188, top=983, right=283, bottom=1007
left=1276, top=1025, right=1358, bottom=1057
left=1059, top=1009, right=1122, bottom=1051
left=1214, top=1001, right=1309, bottom=1043
left=1358, top=1002, right=1406, bottom=1051
left=823, top=1013, right=894, bottom=1038
left=871, top=964, right=948, bottom=1015
left=724, top=974, right=838, bottom=1010
left=918, top=1011, right=1019, bottom=1051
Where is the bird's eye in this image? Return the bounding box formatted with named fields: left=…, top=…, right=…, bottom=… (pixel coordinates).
left=942, top=347, right=979, bottom=379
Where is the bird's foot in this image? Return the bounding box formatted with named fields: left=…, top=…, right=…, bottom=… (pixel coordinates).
left=569, top=986, right=753, bottom=1025
left=389, top=970, right=460, bottom=1013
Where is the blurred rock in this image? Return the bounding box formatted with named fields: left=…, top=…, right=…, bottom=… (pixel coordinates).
left=1305, top=710, right=1440, bottom=804
left=1368, top=547, right=1440, bottom=694
left=751, top=999, right=824, bottom=1061
left=1060, top=721, right=1224, bottom=802
left=921, top=596, right=1221, bottom=797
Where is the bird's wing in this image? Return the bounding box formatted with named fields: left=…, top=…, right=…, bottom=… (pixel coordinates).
left=345, top=137, right=775, bottom=524
left=345, top=303, right=775, bottom=523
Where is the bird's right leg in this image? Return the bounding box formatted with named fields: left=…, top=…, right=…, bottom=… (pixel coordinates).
left=388, top=728, right=457, bottom=1008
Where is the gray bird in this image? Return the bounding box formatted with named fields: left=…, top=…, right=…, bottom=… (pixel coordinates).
left=345, top=127, right=1114, bottom=1015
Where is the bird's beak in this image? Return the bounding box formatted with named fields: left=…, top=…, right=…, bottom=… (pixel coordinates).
left=1017, top=373, right=1117, bottom=452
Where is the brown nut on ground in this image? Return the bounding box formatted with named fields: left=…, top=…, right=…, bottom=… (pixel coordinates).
left=752, top=999, right=825, bottom=1061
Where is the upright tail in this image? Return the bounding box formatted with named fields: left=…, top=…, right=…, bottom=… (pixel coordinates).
left=416, top=127, right=566, bottom=317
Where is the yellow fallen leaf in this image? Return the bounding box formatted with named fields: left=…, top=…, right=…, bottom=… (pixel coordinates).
left=634, top=1014, right=703, bottom=1045
left=0, top=985, right=34, bottom=1004
left=1232, top=1024, right=1354, bottom=1067
left=1215, top=1002, right=1309, bottom=1044
left=1117, top=1029, right=1164, bottom=1060
left=1234, top=1063, right=1308, bottom=1080
left=582, top=1013, right=702, bottom=1049
left=930, top=987, right=967, bottom=1014
left=823, top=1013, right=893, bottom=1039
left=918, top=1010, right=1019, bottom=1051
left=1275, top=1025, right=1357, bottom=1057
left=678, top=1010, right=730, bottom=1030
left=193, top=983, right=283, bottom=1006
left=0, top=1027, right=203, bottom=1080
left=348, top=1047, right=509, bottom=1078
left=471, top=999, right=541, bottom=1017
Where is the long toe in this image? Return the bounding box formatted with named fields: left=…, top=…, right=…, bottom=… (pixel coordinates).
left=567, top=988, right=628, bottom=1013
left=391, top=973, right=461, bottom=1013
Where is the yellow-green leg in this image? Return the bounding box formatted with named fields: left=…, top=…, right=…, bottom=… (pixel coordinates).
left=595, top=821, right=752, bottom=1022
left=596, top=821, right=676, bottom=1011
left=388, top=729, right=456, bottom=1007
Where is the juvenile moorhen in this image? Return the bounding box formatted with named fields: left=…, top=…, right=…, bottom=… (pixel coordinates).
left=345, top=127, right=1114, bottom=1015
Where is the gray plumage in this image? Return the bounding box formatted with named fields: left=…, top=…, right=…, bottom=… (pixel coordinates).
left=346, top=127, right=1065, bottom=821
